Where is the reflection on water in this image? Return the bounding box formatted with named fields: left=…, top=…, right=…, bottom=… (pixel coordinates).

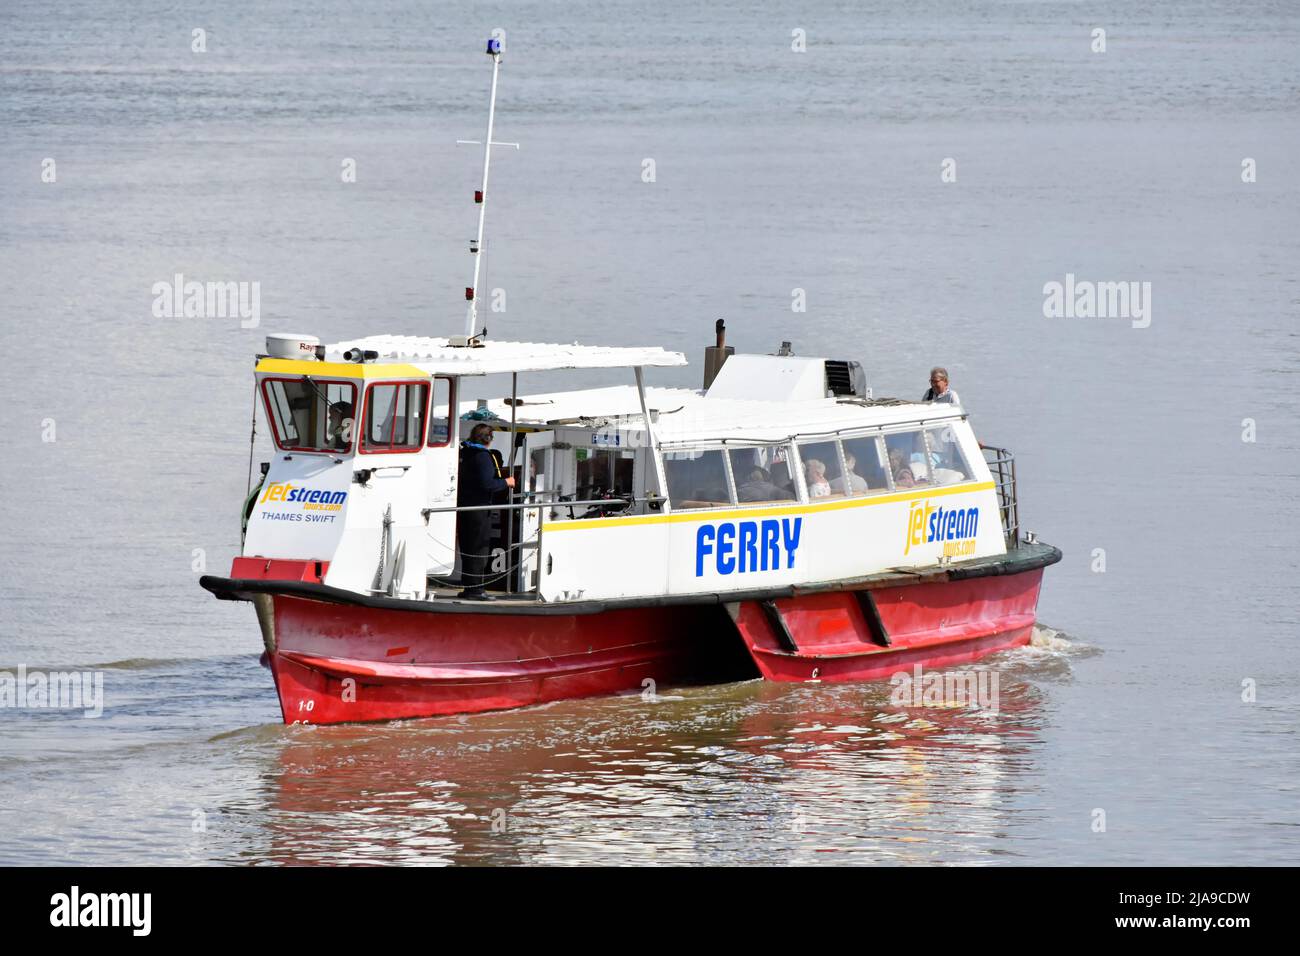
left=213, top=626, right=1091, bottom=866
left=0, top=627, right=1093, bottom=866
left=9, top=620, right=1297, bottom=867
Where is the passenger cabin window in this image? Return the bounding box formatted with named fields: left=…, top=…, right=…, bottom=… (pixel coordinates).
left=728, top=443, right=797, bottom=503
left=923, top=425, right=973, bottom=484
left=797, top=439, right=845, bottom=499
left=262, top=378, right=357, bottom=453
left=884, top=430, right=930, bottom=488
left=664, top=448, right=733, bottom=509
left=837, top=435, right=890, bottom=496
left=427, top=377, right=453, bottom=447
left=362, top=382, right=429, bottom=453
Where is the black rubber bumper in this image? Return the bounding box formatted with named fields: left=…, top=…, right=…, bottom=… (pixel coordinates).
left=199, top=541, right=1062, bottom=617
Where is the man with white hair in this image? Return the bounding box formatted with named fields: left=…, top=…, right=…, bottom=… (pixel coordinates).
left=923, top=367, right=961, bottom=406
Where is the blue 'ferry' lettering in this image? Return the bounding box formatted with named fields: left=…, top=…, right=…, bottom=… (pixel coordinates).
left=696, top=518, right=801, bottom=577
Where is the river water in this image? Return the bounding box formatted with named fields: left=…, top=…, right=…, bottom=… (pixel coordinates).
left=1, top=0, right=1298, bottom=865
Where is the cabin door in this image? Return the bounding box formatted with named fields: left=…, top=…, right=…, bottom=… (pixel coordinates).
left=424, top=377, right=459, bottom=577
left=518, top=430, right=555, bottom=591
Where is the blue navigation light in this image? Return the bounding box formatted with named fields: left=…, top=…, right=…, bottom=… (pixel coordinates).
left=486, top=38, right=502, bottom=55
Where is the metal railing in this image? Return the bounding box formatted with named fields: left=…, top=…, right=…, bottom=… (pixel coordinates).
left=421, top=494, right=643, bottom=520
left=420, top=495, right=652, bottom=596
left=981, top=445, right=1019, bottom=548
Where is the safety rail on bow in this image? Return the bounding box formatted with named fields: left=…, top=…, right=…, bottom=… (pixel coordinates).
left=981, top=444, right=1020, bottom=549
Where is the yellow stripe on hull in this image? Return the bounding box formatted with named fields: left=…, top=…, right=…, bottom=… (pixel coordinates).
left=543, top=481, right=996, bottom=532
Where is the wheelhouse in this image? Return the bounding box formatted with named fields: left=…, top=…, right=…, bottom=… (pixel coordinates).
left=256, top=366, right=457, bottom=459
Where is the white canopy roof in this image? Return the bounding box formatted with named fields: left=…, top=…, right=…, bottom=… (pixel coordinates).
left=457, top=385, right=703, bottom=425
left=460, top=384, right=966, bottom=445
left=653, top=397, right=965, bottom=445
left=324, top=335, right=687, bottom=376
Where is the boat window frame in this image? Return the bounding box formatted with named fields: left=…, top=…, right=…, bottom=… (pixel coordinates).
left=875, top=420, right=980, bottom=491
left=655, top=414, right=979, bottom=505
left=920, top=424, right=975, bottom=486
left=260, top=376, right=358, bottom=455
left=359, top=379, right=431, bottom=455
left=426, top=376, right=456, bottom=449
left=834, top=433, right=893, bottom=497
left=726, top=441, right=800, bottom=506
left=661, top=443, right=738, bottom=511
left=791, top=435, right=851, bottom=502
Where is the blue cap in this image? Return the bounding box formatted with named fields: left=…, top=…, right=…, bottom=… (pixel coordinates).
left=486, top=38, right=501, bottom=55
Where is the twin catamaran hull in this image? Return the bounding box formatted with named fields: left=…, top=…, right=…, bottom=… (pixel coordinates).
left=732, top=567, right=1044, bottom=683
left=201, top=543, right=1059, bottom=725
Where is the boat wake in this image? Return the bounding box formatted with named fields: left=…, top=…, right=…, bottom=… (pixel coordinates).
left=992, top=622, right=1099, bottom=682
left=1029, top=623, right=1086, bottom=652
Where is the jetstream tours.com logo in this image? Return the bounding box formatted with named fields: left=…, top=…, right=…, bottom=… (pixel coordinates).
left=903, top=499, right=979, bottom=557
left=257, top=482, right=347, bottom=523
left=0, top=666, right=103, bottom=718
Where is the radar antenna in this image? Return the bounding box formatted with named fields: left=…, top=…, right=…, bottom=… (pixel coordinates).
left=456, top=37, right=520, bottom=340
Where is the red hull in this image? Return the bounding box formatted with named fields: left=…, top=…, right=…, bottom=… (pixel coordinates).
left=207, top=550, right=1054, bottom=725
left=731, top=569, right=1044, bottom=682
left=265, top=571, right=1044, bottom=724
left=267, top=598, right=720, bottom=725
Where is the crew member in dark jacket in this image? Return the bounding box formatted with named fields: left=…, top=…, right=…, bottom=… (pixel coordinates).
left=457, top=423, right=515, bottom=599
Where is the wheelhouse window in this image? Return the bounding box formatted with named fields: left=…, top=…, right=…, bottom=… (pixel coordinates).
left=796, top=439, right=845, bottom=499
left=664, top=447, right=733, bottom=509
left=837, top=435, right=890, bottom=496
left=362, top=381, right=429, bottom=453
left=576, top=445, right=635, bottom=501
left=728, top=443, right=796, bottom=503
left=922, top=425, right=973, bottom=485
left=262, top=377, right=357, bottom=453
left=427, top=377, right=454, bottom=447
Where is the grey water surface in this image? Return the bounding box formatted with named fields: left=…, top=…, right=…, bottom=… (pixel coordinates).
left=1, top=0, right=1297, bottom=865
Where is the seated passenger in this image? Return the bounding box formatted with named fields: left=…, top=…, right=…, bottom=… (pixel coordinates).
left=829, top=453, right=870, bottom=494
left=889, top=448, right=916, bottom=488
left=927, top=428, right=966, bottom=483
left=698, top=485, right=730, bottom=505
left=805, top=459, right=831, bottom=498
left=327, top=401, right=354, bottom=450
left=888, top=447, right=906, bottom=475
left=770, top=460, right=796, bottom=495
left=738, top=467, right=794, bottom=502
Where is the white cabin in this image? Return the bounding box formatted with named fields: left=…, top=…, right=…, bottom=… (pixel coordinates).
left=242, top=334, right=1007, bottom=604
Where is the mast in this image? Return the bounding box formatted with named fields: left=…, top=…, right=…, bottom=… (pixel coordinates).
left=458, top=38, right=519, bottom=340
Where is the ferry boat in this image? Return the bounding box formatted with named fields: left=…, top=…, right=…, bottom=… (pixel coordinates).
left=199, top=41, right=1061, bottom=725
